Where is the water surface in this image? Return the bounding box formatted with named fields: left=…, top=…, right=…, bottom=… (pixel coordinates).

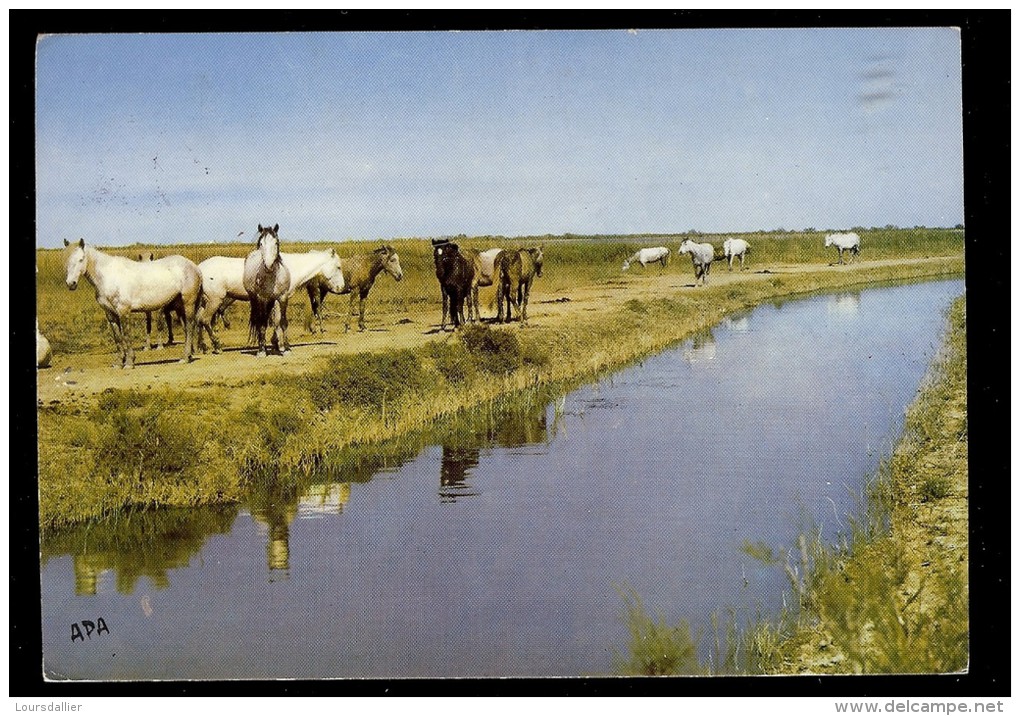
left=41, top=278, right=964, bottom=679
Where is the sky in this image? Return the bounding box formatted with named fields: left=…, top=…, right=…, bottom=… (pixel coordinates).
left=35, top=28, right=964, bottom=248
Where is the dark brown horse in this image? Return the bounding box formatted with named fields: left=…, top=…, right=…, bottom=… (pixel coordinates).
left=495, top=246, right=544, bottom=324
left=304, top=245, right=403, bottom=333
left=432, top=239, right=475, bottom=331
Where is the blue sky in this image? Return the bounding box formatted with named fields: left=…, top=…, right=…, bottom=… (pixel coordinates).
left=35, top=28, right=964, bottom=247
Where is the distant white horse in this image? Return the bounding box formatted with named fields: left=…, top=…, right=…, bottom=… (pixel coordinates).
left=824, top=232, right=861, bottom=265
left=677, top=239, right=715, bottom=285
left=198, top=247, right=345, bottom=353
left=64, top=238, right=202, bottom=368
left=722, top=238, right=751, bottom=271
left=622, top=246, right=671, bottom=271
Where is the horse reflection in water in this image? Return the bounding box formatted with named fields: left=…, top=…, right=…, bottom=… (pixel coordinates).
left=247, top=483, right=300, bottom=574
left=681, top=328, right=717, bottom=364
left=249, top=481, right=353, bottom=572
left=40, top=507, right=239, bottom=596
left=438, top=401, right=551, bottom=503
left=827, top=291, right=862, bottom=318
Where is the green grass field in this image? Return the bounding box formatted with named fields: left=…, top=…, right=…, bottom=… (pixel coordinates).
left=36, top=228, right=964, bottom=355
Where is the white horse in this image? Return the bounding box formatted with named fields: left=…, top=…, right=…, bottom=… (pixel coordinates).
left=472, top=247, right=504, bottom=319
left=824, top=232, right=861, bottom=265
left=622, top=246, right=671, bottom=271
left=64, top=238, right=202, bottom=368
left=198, top=247, right=345, bottom=353
left=243, top=224, right=291, bottom=357
left=137, top=253, right=177, bottom=350
left=722, top=238, right=751, bottom=271
left=677, top=240, right=715, bottom=285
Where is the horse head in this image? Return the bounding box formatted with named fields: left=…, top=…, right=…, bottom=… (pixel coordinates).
left=433, top=241, right=455, bottom=275
left=63, top=238, right=87, bottom=290
left=531, top=246, right=544, bottom=277
left=379, top=245, right=403, bottom=281
left=256, top=223, right=281, bottom=267
left=433, top=242, right=462, bottom=281
left=321, top=249, right=346, bottom=294
left=677, top=240, right=692, bottom=255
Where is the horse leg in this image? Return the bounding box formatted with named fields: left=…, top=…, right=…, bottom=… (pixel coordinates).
left=521, top=279, right=532, bottom=325
left=305, top=283, right=319, bottom=334
left=452, top=290, right=464, bottom=329
left=506, top=280, right=520, bottom=324
left=496, top=279, right=505, bottom=323
left=278, top=298, right=291, bottom=353
left=162, top=306, right=175, bottom=347
left=345, top=291, right=357, bottom=333
left=198, top=295, right=221, bottom=354
left=358, top=290, right=368, bottom=332
left=104, top=311, right=128, bottom=368
left=143, top=312, right=154, bottom=350
left=440, top=289, right=449, bottom=332
left=175, top=298, right=194, bottom=364
left=118, top=311, right=135, bottom=368
left=318, top=285, right=330, bottom=333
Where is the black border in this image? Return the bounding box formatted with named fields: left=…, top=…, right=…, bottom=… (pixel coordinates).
left=12, top=10, right=1009, bottom=698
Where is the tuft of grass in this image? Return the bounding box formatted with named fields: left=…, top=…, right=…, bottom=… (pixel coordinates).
left=299, top=349, right=429, bottom=411
left=616, top=588, right=705, bottom=675
left=458, top=324, right=523, bottom=375
left=918, top=474, right=953, bottom=502
left=427, top=340, right=478, bottom=385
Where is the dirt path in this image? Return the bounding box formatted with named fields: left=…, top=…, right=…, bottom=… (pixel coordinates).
left=35, top=257, right=952, bottom=404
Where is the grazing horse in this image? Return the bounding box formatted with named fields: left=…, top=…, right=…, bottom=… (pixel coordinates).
left=825, top=232, right=861, bottom=265
left=137, top=253, right=176, bottom=349
left=304, top=245, right=403, bottom=333
left=432, top=239, right=475, bottom=330
left=198, top=248, right=345, bottom=352
left=677, top=239, right=715, bottom=286
left=722, top=238, right=751, bottom=271
left=64, top=238, right=202, bottom=368
left=495, top=246, right=544, bottom=324
left=622, top=246, right=670, bottom=271
left=242, top=224, right=291, bottom=357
